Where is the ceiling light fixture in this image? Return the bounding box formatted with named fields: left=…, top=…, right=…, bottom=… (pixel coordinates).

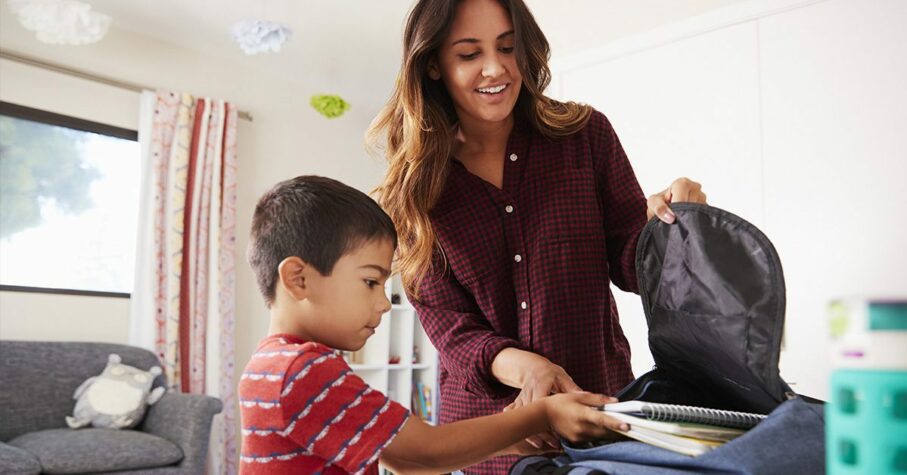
left=6, top=0, right=111, bottom=45
left=230, top=19, right=291, bottom=55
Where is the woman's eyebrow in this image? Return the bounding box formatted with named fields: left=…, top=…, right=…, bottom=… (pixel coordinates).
left=451, top=30, right=515, bottom=46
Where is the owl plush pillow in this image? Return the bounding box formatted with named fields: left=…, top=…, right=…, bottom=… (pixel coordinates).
left=66, top=353, right=167, bottom=430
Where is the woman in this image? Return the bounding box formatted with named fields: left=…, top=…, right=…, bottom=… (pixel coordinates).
left=369, top=0, right=707, bottom=472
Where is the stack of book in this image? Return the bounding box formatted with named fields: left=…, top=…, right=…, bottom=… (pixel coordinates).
left=600, top=401, right=767, bottom=456
left=411, top=382, right=433, bottom=421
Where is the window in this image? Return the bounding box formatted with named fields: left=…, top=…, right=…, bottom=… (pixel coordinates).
left=0, top=101, right=140, bottom=297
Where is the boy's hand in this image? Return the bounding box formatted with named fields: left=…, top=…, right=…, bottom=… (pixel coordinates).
left=542, top=393, right=630, bottom=444
left=504, top=400, right=562, bottom=451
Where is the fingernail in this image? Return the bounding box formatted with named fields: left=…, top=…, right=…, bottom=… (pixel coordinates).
left=662, top=210, right=675, bottom=224
left=621, top=424, right=630, bottom=431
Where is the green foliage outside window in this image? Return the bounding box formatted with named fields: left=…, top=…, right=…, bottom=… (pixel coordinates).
left=0, top=116, right=100, bottom=239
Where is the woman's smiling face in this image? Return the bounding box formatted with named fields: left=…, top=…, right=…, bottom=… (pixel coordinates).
left=433, top=0, right=523, bottom=125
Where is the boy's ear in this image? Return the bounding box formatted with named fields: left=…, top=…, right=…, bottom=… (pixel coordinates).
left=277, top=257, right=309, bottom=301
left=427, top=59, right=441, bottom=81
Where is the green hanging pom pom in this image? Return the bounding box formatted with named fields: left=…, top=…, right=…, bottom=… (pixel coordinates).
left=310, top=94, right=350, bottom=119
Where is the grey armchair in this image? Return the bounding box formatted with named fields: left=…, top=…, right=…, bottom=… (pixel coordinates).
left=0, top=341, right=223, bottom=474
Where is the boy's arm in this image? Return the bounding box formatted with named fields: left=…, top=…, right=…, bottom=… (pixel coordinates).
left=497, top=439, right=553, bottom=457
left=380, top=410, right=546, bottom=474
left=380, top=392, right=624, bottom=474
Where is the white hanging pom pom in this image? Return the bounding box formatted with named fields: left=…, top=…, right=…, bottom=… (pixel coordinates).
left=7, top=0, right=111, bottom=45
left=230, top=19, right=292, bottom=55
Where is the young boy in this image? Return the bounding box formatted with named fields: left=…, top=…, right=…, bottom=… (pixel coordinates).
left=239, top=175, right=627, bottom=474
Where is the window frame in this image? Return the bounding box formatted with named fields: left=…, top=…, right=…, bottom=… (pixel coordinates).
left=0, top=101, right=139, bottom=299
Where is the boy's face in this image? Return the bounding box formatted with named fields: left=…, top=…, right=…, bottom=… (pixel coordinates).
left=300, top=238, right=394, bottom=351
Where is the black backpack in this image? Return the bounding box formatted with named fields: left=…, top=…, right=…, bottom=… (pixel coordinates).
left=617, top=203, right=798, bottom=414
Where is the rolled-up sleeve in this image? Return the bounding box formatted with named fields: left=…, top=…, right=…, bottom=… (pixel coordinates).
left=410, top=253, right=522, bottom=399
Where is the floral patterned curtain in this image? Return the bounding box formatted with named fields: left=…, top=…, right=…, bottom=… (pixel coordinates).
left=131, top=90, right=238, bottom=474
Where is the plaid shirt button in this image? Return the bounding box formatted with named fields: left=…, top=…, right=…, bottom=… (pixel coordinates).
left=509, top=153, right=518, bottom=161
left=514, top=254, right=522, bottom=262
left=521, top=301, right=527, bottom=310
left=505, top=205, right=514, bottom=213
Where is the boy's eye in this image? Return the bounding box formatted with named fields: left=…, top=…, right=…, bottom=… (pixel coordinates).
left=499, top=46, right=514, bottom=54
left=364, top=279, right=380, bottom=289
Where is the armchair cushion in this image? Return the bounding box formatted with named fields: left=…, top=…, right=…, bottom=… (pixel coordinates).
left=0, top=341, right=164, bottom=442
left=0, top=442, right=40, bottom=475
left=7, top=428, right=183, bottom=474
left=1, top=341, right=221, bottom=474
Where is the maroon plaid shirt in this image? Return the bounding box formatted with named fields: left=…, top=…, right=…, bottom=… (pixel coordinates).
left=410, top=110, right=647, bottom=474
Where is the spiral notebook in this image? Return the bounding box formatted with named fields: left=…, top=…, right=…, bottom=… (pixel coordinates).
left=602, top=401, right=767, bottom=430
left=611, top=424, right=723, bottom=457
left=604, top=412, right=745, bottom=442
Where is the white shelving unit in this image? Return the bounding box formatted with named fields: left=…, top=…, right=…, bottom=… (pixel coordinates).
left=342, top=274, right=439, bottom=424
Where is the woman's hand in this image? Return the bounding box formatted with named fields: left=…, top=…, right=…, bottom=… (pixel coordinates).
left=647, top=177, right=708, bottom=224
left=494, top=349, right=583, bottom=451
left=514, top=357, right=582, bottom=407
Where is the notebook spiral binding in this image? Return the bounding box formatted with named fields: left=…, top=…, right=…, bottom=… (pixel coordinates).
left=644, top=403, right=767, bottom=429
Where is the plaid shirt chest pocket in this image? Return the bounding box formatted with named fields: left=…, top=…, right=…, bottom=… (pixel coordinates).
left=527, top=167, right=604, bottom=243
left=434, top=202, right=510, bottom=289
left=528, top=167, right=610, bottom=295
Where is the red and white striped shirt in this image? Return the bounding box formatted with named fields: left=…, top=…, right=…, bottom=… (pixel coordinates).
left=239, top=334, right=409, bottom=474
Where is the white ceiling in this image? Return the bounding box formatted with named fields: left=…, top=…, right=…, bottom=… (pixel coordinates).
left=78, top=0, right=748, bottom=86
left=1, top=0, right=750, bottom=117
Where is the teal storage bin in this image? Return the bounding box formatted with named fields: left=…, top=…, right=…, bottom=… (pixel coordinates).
left=827, top=369, right=907, bottom=474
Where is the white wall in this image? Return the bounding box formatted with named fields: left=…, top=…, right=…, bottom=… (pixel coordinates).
left=551, top=0, right=907, bottom=399
left=528, top=0, right=752, bottom=57
left=759, top=0, right=907, bottom=396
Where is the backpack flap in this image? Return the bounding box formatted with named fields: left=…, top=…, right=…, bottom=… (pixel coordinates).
left=632, top=203, right=791, bottom=414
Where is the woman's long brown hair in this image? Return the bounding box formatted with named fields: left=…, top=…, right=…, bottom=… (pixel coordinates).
left=368, top=0, right=592, bottom=297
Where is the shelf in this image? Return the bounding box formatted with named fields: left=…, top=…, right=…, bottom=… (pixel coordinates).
left=349, top=363, right=434, bottom=371
left=348, top=364, right=391, bottom=371
left=357, top=274, right=437, bottom=423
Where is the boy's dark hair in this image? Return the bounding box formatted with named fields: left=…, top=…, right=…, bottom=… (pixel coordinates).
left=248, top=175, right=397, bottom=306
